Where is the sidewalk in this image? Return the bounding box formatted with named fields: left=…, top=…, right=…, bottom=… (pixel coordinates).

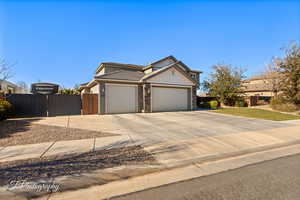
left=145, top=124, right=300, bottom=168
left=0, top=135, right=131, bottom=162
left=37, top=142, right=300, bottom=200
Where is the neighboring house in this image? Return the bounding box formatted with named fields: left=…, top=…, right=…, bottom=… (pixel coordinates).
left=79, top=55, right=201, bottom=114
left=0, top=80, right=26, bottom=94
left=242, top=73, right=281, bottom=97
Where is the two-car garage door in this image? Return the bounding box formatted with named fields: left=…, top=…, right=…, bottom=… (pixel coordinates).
left=152, top=87, right=189, bottom=112
left=105, top=84, right=138, bottom=114
left=105, top=84, right=190, bottom=114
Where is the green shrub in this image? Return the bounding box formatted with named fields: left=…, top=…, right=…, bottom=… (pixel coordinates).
left=269, top=97, right=300, bottom=112
left=198, top=102, right=211, bottom=109
left=209, top=100, right=219, bottom=109
left=270, top=97, right=285, bottom=106
left=235, top=100, right=247, bottom=107
left=0, top=100, right=14, bottom=120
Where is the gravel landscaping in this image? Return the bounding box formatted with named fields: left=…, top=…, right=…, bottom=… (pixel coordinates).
left=0, top=119, right=117, bottom=147
left=0, top=145, right=156, bottom=186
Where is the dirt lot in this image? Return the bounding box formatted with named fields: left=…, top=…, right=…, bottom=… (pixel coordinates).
left=0, top=119, right=117, bottom=147
left=0, top=145, right=156, bottom=186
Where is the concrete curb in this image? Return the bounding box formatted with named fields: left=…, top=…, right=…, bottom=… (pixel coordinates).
left=35, top=143, right=300, bottom=200
left=163, top=139, right=300, bottom=168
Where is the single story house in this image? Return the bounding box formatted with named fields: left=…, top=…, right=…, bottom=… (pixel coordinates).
left=0, top=80, right=26, bottom=94
left=79, top=56, right=201, bottom=115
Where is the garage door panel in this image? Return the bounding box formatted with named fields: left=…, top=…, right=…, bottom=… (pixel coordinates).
left=106, top=84, right=138, bottom=114
left=152, top=87, right=189, bottom=112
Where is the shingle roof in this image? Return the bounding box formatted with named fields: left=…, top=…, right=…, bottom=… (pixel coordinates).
left=95, top=70, right=145, bottom=81
left=245, top=72, right=281, bottom=81
left=95, top=62, right=145, bottom=74
left=95, top=63, right=198, bottom=85
left=243, top=83, right=273, bottom=92
left=149, top=55, right=178, bottom=66
left=102, top=62, right=145, bottom=69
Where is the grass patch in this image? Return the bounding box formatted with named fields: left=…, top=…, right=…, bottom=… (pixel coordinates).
left=211, top=107, right=300, bottom=121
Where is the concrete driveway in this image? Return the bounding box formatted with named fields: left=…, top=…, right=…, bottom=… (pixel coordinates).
left=2, top=111, right=300, bottom=200
left=34, top=110, right=290, bottom=144
left=31, top=111, right=300, bottom=167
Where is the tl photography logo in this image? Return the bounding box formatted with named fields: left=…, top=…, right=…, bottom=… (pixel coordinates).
left=7, top=180, right=60, bottom=193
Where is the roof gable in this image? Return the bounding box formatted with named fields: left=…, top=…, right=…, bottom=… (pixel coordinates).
left=148, top=55, right=179, bottom=69
left=142, top=64, right=196, bottom=86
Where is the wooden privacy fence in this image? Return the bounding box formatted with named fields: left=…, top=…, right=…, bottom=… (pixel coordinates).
left=48, top=95, right=82, bottom=116
left=82, top=94, right=98, bottom=115
left=6, top=94, right=82, bottom=117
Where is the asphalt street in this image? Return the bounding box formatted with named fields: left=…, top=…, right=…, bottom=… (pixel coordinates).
left=112, top=153, right=300, bottom=200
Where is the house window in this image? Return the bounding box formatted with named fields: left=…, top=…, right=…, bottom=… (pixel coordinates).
left=190, top=73, right=196, bottom=80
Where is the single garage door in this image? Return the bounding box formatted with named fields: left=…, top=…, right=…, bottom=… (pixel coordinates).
left=152, top=87, right=189, bottom=112
left=105, top=84, right=138, bottom=114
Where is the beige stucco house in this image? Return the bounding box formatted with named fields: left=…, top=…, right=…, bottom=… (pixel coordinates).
left=0, top=80, right=26, bottom=94
left=242, top=73, right=280, bottom=97
left=79, top=56, right=201, bottom=115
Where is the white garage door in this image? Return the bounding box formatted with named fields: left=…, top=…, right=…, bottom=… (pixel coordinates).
left=152, top=87, right=189, bottom=112
left=105, top=84, right=138, bottom=114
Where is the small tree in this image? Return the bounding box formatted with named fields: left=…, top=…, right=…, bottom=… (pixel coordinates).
left=261, top=57, right=282, bottom=97
left=59, top=88, right=80, bottom=95
left=17, top=81, right=29, bottom=93
left=0, top=59, right=13, bottom=84
left=278, top=42, right=300, bottom=104
left=203, top=63, right=245, bottom=105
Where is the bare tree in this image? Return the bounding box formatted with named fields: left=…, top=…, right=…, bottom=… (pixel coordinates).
left=262, top=57, right=282, bottom=97
left=277, top=42, right=300, bottom=104
left=0, top=58, right=13, bottom=84
left=17, top=81, right=29, bottom=93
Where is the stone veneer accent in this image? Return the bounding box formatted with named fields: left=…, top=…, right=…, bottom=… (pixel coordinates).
left=138, top=85, right=143, bottom=113
left=187, top=88, right=191, bottom=110
left=144, top=83, right=151, bottom=113
left=98, top=82, right=105, bottom=115
left=192, top=86, right=197, bottom=110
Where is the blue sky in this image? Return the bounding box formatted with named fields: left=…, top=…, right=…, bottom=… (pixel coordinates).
left=1, top=0, right=299, bottom=89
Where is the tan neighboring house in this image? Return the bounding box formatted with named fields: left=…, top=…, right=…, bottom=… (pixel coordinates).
left=0, top=80, right=25, bottom=94
left=242, top=73, right=281, bottom=97
left=79, top=55, right=201, bottom=115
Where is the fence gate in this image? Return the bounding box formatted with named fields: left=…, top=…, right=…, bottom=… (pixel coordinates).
left=82, top=94, right=98, bottom=115
left=6, top=94, right=82, bottom=117
left=48, top=95, right=82, bottom=117
left=6, top=94, right=48, bottom=117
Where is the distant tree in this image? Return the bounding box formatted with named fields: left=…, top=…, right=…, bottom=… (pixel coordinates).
left=277, top=42, right=300, bottom=104
left=74, top=84, right=80, bottom=90
left=17, top=81, right=29, bottom=93
left=0, top=59, right=13, bottom=84
left=203, top=63, right=245, bottom=105
left=259, top=57, right=282, bottom=98
left=59, top=88, right=80, bottom=95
